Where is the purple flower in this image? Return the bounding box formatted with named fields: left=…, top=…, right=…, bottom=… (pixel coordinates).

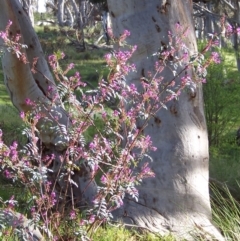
left=113, top=110, right=119, bottom=116
left=211, top=52, right=221, bottom=64
left=183, top=52, right=189, bottom=61
left=68, top=63, right=75, bottom=69
left=237, top=27, right=240, bottom=35
left=0, top=31, right=7, bottom=40
left=70, top=210, right=76, bottom=220
left=7, top=195, right=16, bottom=209
left=226, top=24, right=233, bottom=34
left=50, top=192, right=57, bottom=206
left=123, top=30, right=130, bottom=37
left=104, top=53, right=112, bottom=61
left=212, top=40, right=219, bottom=47
left=4, top=170, right=11, bottom=179
left=75, top=71, right=80, bottom=79
left=89, top=142, right=96, bottom=149
left=34, top=113, right=41, bottom=121
left=31, top=206, right=36, bottom=213
left=79, top=219, right=85, bottom=226
left=30, top=206, right=36, bottom=218
left=151, top=146, right=157, bottom=151
left=129, top=84, right=137, bottom=94
left=20, top=111, right=25, bottom=119
left=25, top=98, right=32, bottom=105
left=102, top=111, right=107, bottom=119
left=89, top=215, right=95, bottom=224
left=100, top=175, right=107, bottom=184
left=132, top=45, right=137, bottom=52
left=61, top=52, right=65, bottom=59
left=141, top=163, right=155, bottom=177
left=181, top=75, right=191, bottom=86
left=47, top=85, right=54, bottom=92
left=11, top=141, right=18, bottom=149
left=48, top=54, right=56, bottom=62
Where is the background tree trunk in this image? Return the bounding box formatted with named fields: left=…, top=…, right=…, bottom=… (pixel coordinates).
left=204, top=3, right=215, bottom=38
left=57, top=0, right=65, bottom=26
left=233, top=0, right=240, bottom=71
left=21, top=0, right=35, bottom=26
left=107, top=0, right=224, bottom=240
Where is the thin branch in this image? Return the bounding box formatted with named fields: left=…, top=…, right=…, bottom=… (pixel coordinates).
left=193, top=2, right=240, bottom=25
left=220, top=0, right=235, bottom=11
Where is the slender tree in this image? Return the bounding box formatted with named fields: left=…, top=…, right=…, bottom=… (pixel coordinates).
left=232, top=0, right=240, bottom=70
left=20, top=0, right=35, bottom=25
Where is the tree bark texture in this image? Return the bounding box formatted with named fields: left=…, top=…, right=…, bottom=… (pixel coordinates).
left=57, top=0, right=65, bottom=26
left=0, top=0, right=68, bottom=149
left=107, top=0, right=224, bottom=240
left=233, top=0, right=240, bottom=71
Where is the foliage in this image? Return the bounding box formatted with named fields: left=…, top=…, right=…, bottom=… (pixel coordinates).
left=211, top=183, right=240, bottom=241
left=0, top=24, right=187, bottom=240
left=35, top=25, right=108, bottom=85
left=203, top=51, right=240, bottom=147
left=0, top=105, right=25, bottom=146
left=0, top=18, right=238, bottom=241
left=209, top=146, right=240, bottom=193
left=92, top=226, right=176, bottom=241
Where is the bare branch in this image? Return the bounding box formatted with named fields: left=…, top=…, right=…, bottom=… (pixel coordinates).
left=220, top=0, right=235, bottom=11
left=193, top=2, right=240, bottom=25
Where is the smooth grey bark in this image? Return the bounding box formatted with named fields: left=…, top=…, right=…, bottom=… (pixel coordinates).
left=65, top=3, right=74, bottom=27
left=204, top=3, right=215, bottom=38
left=196, top=14, right=204, bottom=40
left=55, top=0, right=89, bottom=28
left=79, top=0, right=87, bottom=26
left=69, top=0, right=80, bottom=27
left=233, top=0, right=240, bottom=71
left=57, top=0, right=65, bottom=26
left=107, top=0, right=224, bottom=240
left=21, top=0, right=35, bottom=26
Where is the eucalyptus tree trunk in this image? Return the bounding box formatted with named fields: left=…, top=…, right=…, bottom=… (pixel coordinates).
left=79, top=0, right=88, bottom=25
left=57, top=0, right=66, bottom=26
left=204, top=3, right=215, bottom=38
left=69, top=0, right=80, bottom=26
left=65, top=3, right=74, bottom=27
left=0, top=0, right=97, bottom=208
left=21, top=0, right=34, bottom=26
left=197, top=15, right=204, bottom=40
left=233, top=0, right=240, bottom=71
left=107, top=0, right=224, bottom=240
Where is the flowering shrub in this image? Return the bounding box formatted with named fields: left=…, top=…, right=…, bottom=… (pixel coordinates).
left=0, top=20, right=28, bottom=62
left=0, top=19, right=228, bottom=240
